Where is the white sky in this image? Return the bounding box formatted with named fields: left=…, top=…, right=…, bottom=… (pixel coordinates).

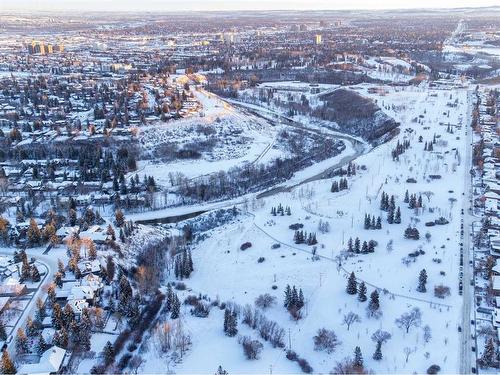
left=2, top=0, right=499, bottom=12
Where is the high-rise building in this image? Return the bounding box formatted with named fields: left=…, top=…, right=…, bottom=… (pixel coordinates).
left=27, top=40, right=64, bottom=54
left=315, top=34, right=323, bottom=45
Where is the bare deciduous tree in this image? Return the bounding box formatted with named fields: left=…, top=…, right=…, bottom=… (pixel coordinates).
left=395, top=308, right=422, bottom=333
left=342, top=312, right=361, bottom=331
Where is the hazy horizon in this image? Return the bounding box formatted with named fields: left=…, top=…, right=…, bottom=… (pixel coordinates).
left=2, top=0, right=499, bottom=12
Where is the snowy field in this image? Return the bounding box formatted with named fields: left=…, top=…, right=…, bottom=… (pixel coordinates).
left=132, top=89, right=283, bottom=186
left=138, top=83, right=472, bottom=374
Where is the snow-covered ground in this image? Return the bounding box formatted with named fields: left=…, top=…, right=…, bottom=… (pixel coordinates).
left=138, top=82, right=471, bottom=374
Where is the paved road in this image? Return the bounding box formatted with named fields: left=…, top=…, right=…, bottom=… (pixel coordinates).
left=459, top=89, right=474, bottom=374
left=0, top=248, right=57, bottom=359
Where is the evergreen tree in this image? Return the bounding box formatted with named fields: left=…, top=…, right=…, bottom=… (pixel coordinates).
left=171, top=294, right=180, bottom=319
left=387, top=207, right=394, bottom=224
left=53, top=327, right=68, bottom=349
left=417, top=269, right=427, bottom=293
left=394, top=207, right=401, bottom=224
left=26, top=316, right=37, bottom=337
left=373, top=341, right=383, bottom=360
left=57, top=259, right=66, bottom=276
left=79, top=308, right=92, bottom=351
left=361, top=241, right=368, bottom=253
left=165, top=284, right=173, bottom=312
left=0, top=320, right=6, bottom=341
left=37, top=334, right=47, bottom=355
left=15, top=328, right=28, bottom=354
left=347, top=238, right=353, bottom=252
left=224, top=309, right=238, bottom=337
left=354, top=238, right=360, bottom=254
left=31, top=266, right=41, bottom=282
left=298, top=289, right=305, bottom=309
left=404, top=190, right=409, bottom=203
left=480, top=338, right=495, bottom=367
left=223, top=308, right=229, bottom=333
left=358, top=282, right=367, bottom=302
left=354, top=346, right=364, bottom=368
left=1, top=351, right=16, bottom=374
left=346, top=272, right=357, bottom=295
left=115, top=209, right=125, bottom=227
left=368, top=290, right=380, bottom=317
left=284, top=285, right=292, bottom=308
left=52, top=303, right=63, bottom=330
left=103, top=341, right=115, bottom=365
left=376, top=216, right=382, bottom=229
left=27, top=218, right=41, bottom=245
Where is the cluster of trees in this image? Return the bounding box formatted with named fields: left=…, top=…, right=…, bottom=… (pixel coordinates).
left=271, top=203, right=292, bottom=216
left=317, top=219, right=330, bottom=234
left=165, top=284, right=181, bottom=319
left=404, top=226, right=420, bottom=240
left=331, top=178, right=348, bottom=193
left=241, top=305, right=286, bottom=348
left=364, top=214, right=382, bottom=230
left=14, top=249, right=41, bottom=282
left=293, top=230, right=317, bottom=245
left=424, top=141, right=434, bottom=151
left=380, top=192, right=401, bottom=224
left=116, top=275, right=141, bottom=326
left=174, top=249, right=194, bottom=279
left=112, top=173, right=157, bottom=196
left=347, top=237, right=377, bottom=254
left=176, top=130, right=343, bottom=202
left=405, top=190, right=423, bottom=209
left=223, top=308, right=238, bottom=337
left=478, top=338, right=498, bottom=369
left=239, top=336, right=263, bottom=360
left=284, top=284, right=305, bottom=319
left=346, top=273, right=381, bottom=318
left=391, top=139, right=411, bottom=160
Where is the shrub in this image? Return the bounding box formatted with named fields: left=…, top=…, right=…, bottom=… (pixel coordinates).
left=239, top=336, right=263, bottom=360
left=286, top=350, right=298, bottom=361
left=255, top=294, right=276, bottom=310
left=184, top=295, right=200, bottom=306
left=313, top=328, right=340, bottom=353
left=434, top=285, right=451, bottom=299
left=175, top=282, right=186, bottom=290
left=190, top=301, right=210, bottom=318
left=297, top=358, right=313, bottom=374
left=427, top=364, right=441, bottom=374
left=240, top=242, right=252, bottom=251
